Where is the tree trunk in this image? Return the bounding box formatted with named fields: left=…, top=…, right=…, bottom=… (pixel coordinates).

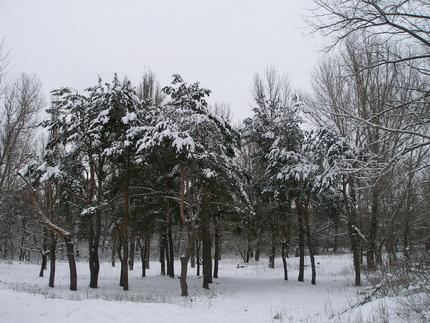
left=296, top=200, right=305, bottom=282
left=88, top=213, right=101, bottom=288
left=144, top=233, right=150, bottom=269
left=138, top=237, right=146, bottom=277
left=167, top=212, right=175, bottom=278
left=190, top=232, right=196, bottom=268
left=344, top=180, right=361, bottom=286
left=111, top=237, right=116, bottom=267
left=120, top=177, right=130, bottom=291
left=39, top=251, right=47, bottom=277
left=159, top=234, right=166, bottom=275
left=254, top=233, right=260, bottom=261
left=303, top=202, right=316, bottom=285
left=65, top=238, right=77, bottom=291
left=201, top=183, right=212, bottom=289
left=245, top=234, right=251, bottom=263
left=281, top=242, right=288, bottom=280
left=49, top=233, right=56, bottom=288
left=213, top=219, right=220, bottom=278
left=179, top=222, right=194, bottom=296
left=268, top=232, right=276, bottom=269
left=367, top=189, right=379, bottom=271
left=39, top=229, right=48, bottom=277
left=349, top=224, right=361, bottom=287
left=196, top=239, right=200, bottom=276
left=129, top=231, right=135, bottom=271
left=281, top=203, right=290, bottom=279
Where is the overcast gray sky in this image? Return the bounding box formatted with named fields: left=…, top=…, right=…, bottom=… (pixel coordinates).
left=0, top=0, right=323, bottom=121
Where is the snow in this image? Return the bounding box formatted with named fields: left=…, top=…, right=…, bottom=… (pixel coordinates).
left=121, top=112, right=137, bottom=125
left=38, top=164, right=61, bottom=183
left=0, top=255, right=404, bottom=322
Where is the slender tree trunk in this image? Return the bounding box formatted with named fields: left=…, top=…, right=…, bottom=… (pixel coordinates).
left=138, top=237, right=146, bottom=277
left=39, top=251, right=47, bottom=277
left=159, top=234, right=166, bottom=275
left=88, top=160, right=102, bottom=288
left=111, top=236, right=117, bottom=267
left=120, top=177, right=130, bottom=291
left=129, top=231, right=135, bottom=271
left=39, top=229, right=48, bottom=277
left=254, top=232, right=260, bottom=261
left=144, top=233, right=150, bottom=269
left=303, top=202, right=316, bottom=285
left=49, top=233, right=56, bottom=288
left=165, top=236, right=170, bottom=275
left=167, top=212, right=175, bottom=278
left=190, top=232, right=196, bottom=268
left=213, top=218, right=220, bottom=278
left=196, top=239, right=200, bottom=276
left=296, top=200, right=305, bottom=282
left=268, top=232, right=276, bottom=269
left=281, top=242, right=288, bottom=280
left=344, top=180, right=361, bottom=286
left=201, top=183, right=212, bottom=289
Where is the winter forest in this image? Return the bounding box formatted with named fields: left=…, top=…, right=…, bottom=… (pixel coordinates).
left=0, top=1, right=429, bottom=322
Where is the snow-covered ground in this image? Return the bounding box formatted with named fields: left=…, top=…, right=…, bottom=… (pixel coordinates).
left=0, top=255, right=404, bottom=322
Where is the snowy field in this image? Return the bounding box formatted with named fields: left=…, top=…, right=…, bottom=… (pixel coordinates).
left=0, top=255, right=403, bottom=323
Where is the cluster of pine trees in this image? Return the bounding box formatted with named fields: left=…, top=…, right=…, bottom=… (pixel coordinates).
left=1, top=0, right=429, bottom=299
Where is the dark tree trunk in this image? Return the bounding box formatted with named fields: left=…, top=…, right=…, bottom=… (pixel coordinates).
left=39, top=251, right=47, bottom=277
left=141, top=249, right=146, bottom=277
left=88, top=159, right=103, bottom=288
left=268, top=232, right=276, bottom=269
left=348, top=217, right=362, bottom=287
left=213, top=219, right=221, bottom=278
left=39, top=229, right=48, bottom=277
left=129, top=231, right=135, bottom=271
left=303, top=202, right=316, bottom=285
left=119, top=177, right=130, bottom=291
left=190, top=235, right=196, bottom=268
left=159, top=234, right=166, bottom=276
left=65, top=238, right=77, bottom=291
left=180, top=222, right=194, bottom=296
left=245, top=234, right=251, bottom=263
left=281, top=242, right=288, bottom=280
left=88, top=213, right=101, bottom=288
left=201, top=183, right=212, bottom=289
left=167, top=212, right=175, bottom=278
left=111, top=237, right=117, bottom=267
left=165, top=236, right=170, bottom=275
left=196, top=239, right=200, bottom=276
left=254, top=234, right=260, bottom=261
left=144, top=233, right=150, bottom=269
left=296, top=200, right=305, bottom=282
left=49, top=233, right=56, bottom=288
left=138, top=237, right=146, bottom=277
